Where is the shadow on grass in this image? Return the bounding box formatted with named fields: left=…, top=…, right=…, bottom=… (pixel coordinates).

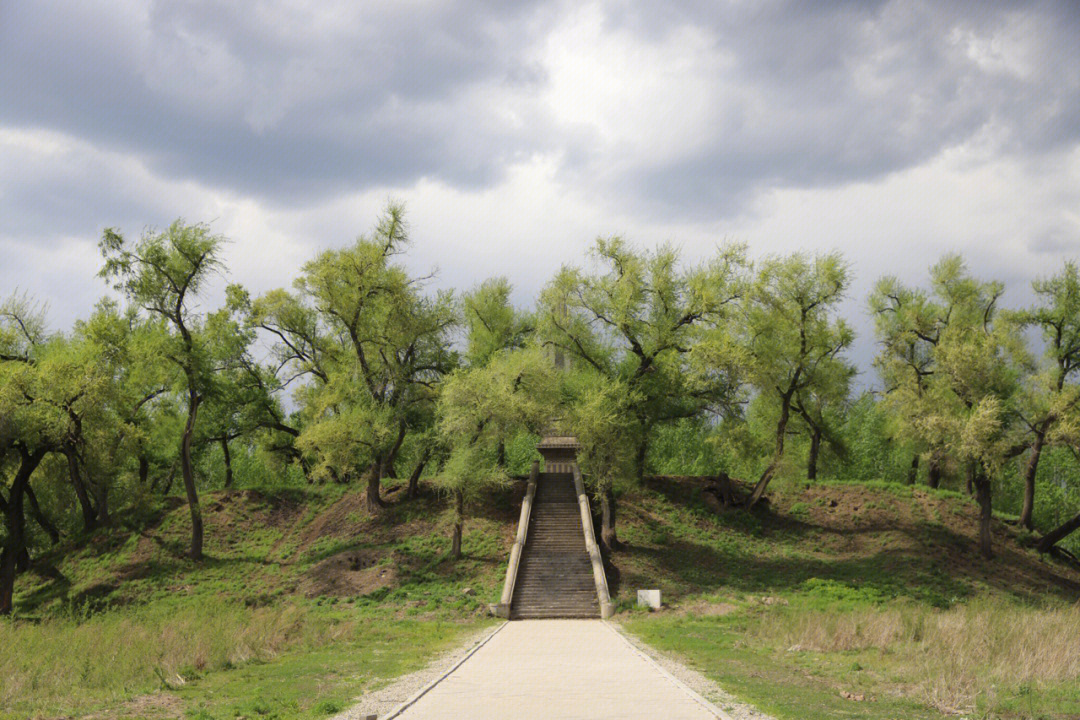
left=612, top=480, right=1080, bottom=608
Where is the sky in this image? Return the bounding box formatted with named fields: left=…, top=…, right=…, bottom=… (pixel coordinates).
left=2, top=0, right=1079, bottom=384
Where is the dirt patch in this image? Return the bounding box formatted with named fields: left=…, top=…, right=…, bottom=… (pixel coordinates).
left=680, top=600, right=738, bottom=617
left=296, top=491, right=369, bottom=555
left=300, top=549, right=397, bottom=598
left=86, top=691, right=183, bottom=719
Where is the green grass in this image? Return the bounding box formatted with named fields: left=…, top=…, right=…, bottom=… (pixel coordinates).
left=624, top=597, right=1080, bottom=720
left=0, top=596, right=490, bottom=720
left=5, top=482, right=514, bottom=719
left=612, top=476, right=1080, bottom=719
left=625, top=609, right=946, bottom=720
left=8, top=475, right=1080, bottom=719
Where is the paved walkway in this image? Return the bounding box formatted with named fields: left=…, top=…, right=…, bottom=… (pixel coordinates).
left=391, top=620, right=726, bottom=720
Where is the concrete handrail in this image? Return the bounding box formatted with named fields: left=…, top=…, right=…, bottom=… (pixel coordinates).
left=572, top=464, right=615, bottom=619
left=490, top=460, right=539, bottom=618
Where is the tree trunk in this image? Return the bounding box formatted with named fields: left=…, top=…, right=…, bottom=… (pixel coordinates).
left=634, top=437, right=648, bottom=483
left=160, top=460, right=177, bottom=496
left=406, top=449, right=430, bottom=500
left=599, top=484, right=619, bottom=552
left=365, top=462, right=384, bottom=512
left=807, top=427, right=822, bottom=481
left=138, top=454, right=150, bottom=485
left=1037, top=509, right=1080, bottom=553
left=65, top=447, right=97, bottom=532
left=25, top=485, right=59, bottom=545
left=1, top=447, right=46, bottom=615
left=381, top=421, right=408, bottom=481
left=15, top=548, right=29, bottom=574
left=181, top=391, right=204, bottom=560
left=974, top=469, right=993, bottom=559
left=93, top=473, right=110, bottom=527
left=747, top=389, right=794, bottom=509
left=907, top=454, right=919, bottom=485
left=927, top=457, right=941, bottom=489
left=220, top=437, right=234, bottom=489
left=1020, top=430, right=1047, bottom=530
left=450, top=488, right=464, bottom=559
left=495, top=441, right=506, bottom=469
left=964, top=461, right=974, bottom=496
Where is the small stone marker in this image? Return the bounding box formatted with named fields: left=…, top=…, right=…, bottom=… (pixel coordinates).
left=637, top=589, right=661, bottom=609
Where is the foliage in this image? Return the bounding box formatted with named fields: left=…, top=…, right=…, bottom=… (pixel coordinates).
left=538, top=237, right=748, bottom=478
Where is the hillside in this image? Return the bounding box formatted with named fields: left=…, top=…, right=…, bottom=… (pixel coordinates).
left=615, top=476, right=1080, bottom=608
left=8, top=476, right=1080, bottom=719
left=18, top=476, right=1080, bottom=618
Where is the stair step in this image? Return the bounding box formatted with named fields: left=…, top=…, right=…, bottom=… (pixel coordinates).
left=510, top=472, right=600, bottom=619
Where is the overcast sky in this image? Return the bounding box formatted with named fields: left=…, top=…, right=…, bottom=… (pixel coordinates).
left=2, top=0, right=1079, bottom=383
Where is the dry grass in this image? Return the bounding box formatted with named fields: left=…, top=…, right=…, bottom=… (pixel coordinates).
left=755, top=599, right=1080, bottom=713
left=0, top=599, right=349, bottom=712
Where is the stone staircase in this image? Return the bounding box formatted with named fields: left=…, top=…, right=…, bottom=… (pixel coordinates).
left=510, top=472, right=599, bottom=619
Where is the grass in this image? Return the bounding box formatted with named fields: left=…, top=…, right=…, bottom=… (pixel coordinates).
left=5, top=480, right=514, bottom=719
left=609, top=475, right=1080, bottom=719
left=7, top=472, right=1080, bottom=719
left=0, top=596, right=489, bottom=719
left=624, top=597, right=1080, bottom=719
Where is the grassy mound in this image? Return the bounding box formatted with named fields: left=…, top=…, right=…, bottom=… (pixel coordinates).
left=614, top=477, right=1080, bottom=720
left=6, top=479, right=516, bottom=719
left=6, top=475, right=1079, bottom=719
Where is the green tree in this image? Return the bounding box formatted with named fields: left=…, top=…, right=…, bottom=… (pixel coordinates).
left=871, top=274, right=954, bottom=488
left=568, top=371, right=637, bottom=551
left=538, top=238, right=747, bottom=536
left=0, top=294, right=53, bottom=613
left=436, top=348, right=556, bottom=557
left=744, top=252, right=853, bottom=508
left=539, top=239, right=748, bottom=473
left=1012, top=262, right=1080, bottom=529
left=879, top=256, right=1028, bottom=558
left=462, top=277, right=533, bottom=368
left=793, top=363, right=853, bottom=481
left=99, top=221, right=229, bottom=559
left=261, top=204, right=457, bottom=511
left=195, top=289, right=268, bottom=489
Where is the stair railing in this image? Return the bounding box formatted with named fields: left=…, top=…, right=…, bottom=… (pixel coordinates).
left=490, top=460, right=539, bottom=618
left=572, top=463, right=615, bottom=618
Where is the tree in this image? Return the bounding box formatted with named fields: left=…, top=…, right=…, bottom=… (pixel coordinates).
left=744, top=252, right=853, bottom=508
left=539, top=239, right=747, bottom=474
left=0, top=294, right=53, bottom=613
left=793, top=358, right=853, bottom=481
left=568, top=372, right=637, bottom=551
left=436, top=348, right=556, bottom=558
left=1012, top=263, right=1080, bottom=529
left=537, top=238, right=747, bottom=541
left=872, top=272, right=962, bottom=489
left=461, top=277, right=534, bottom=468
left=264, top=204, right=458, bottom=511
left=462, top=277, right=533, bottom=368
left=99, top=221, right=229, bottom=560
left=196, top=289, right=267, bottom=489
left=878, top=256, right=1027, bottom=558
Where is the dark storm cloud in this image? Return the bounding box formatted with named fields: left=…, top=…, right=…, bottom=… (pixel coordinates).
left=0, top=0, right=557, bottom=203
left=1, top=0, right=1078, bottom=218
left=604, top=0, right=1080, bottom=217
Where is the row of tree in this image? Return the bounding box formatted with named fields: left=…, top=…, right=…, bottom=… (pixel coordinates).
left=3, top=204, right=1080, bottom=613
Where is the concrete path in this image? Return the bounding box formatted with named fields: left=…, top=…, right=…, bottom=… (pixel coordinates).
left=389, top=619, right=727, bottom=720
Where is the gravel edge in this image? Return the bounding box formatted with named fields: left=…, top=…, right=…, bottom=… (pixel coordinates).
left=330, top=622, right=504, bottom=720
left=607, top=620, right=777, bottom=720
